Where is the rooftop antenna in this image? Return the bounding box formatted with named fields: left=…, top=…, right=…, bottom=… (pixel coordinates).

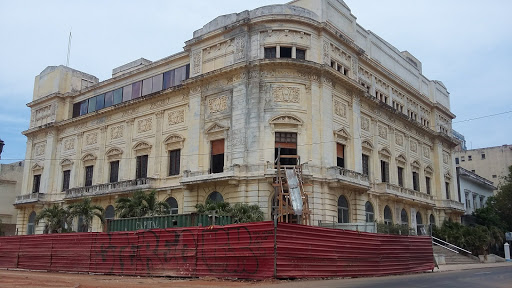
left=66, top=28, right=72, bottom=67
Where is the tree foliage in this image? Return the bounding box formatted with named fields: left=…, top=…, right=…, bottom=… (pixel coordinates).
left=35, top=204, right=70, bottom=234
left=67, top=198, right=105, bottom=232
left=195, top=201, right=265, bottom=223
left=115, top=190, right=170, bottom=218
left=432, top=220, right=494, bottom=256
left=489, top=165, right=512, bottom=232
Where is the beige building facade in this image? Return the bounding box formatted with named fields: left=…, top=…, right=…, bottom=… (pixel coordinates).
left=1, top=161, right=24, bottom=236
left=455, top=145, right=512, bottom=190
left=15, top=0, right=463, bottom=235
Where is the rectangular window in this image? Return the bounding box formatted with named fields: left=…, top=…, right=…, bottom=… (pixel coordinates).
left=397, top=167, right=404, bottom=187
left=380, top=160, right=389, bottom=183
left=481, top=153, right=486, bottom=159
left=163, top=69, right=175, bottom=89
left=142, top=78, right=152, bottom=96
left=362, top=154, right=369, bottom=176
left=32, top=174, right=41, bottom=193
left=426, top=176, right=431, bottom=195
left=275, top=132, right=297, bottom=166
left=455, top=157, right=459, bottom=164
left=280, top=47, right=292, bottom=58
left=211, top=139, right=225, bottom=173
left=95, top=94, right=105, bottom=110
left=72, top=102, right=81, bottom=118
left=468, top=155, right=472, bottom=161
left=109, top=161, right=119, bottom=183
left=152, top=74, right=163, bottom=93
left=136, top=155, right=148, bottom=179
left=131, top=81, right=142, bottom=99
left=122, top=84, right=132, bottom=102
left=264, top=47, right=276, bottom=59
left=169, top=149, right=181, bottom=176
left=80, top=100, right=88, bottom=115
left=176, top=65, right=188, bottom=86
left=445, top=182, right=450, bottom=199
left=113, top=88, right=123, bottom=105
left=85, top=165, right=93, bottom=187
left=336, top=143, right=345, bottom=168
left=461, top=156, right=465, bottom=162
left=104, top=91, right=114, bottom=108
left=412, top=172, right=419, bottom=191
left=87, top=96, right=97, bottom=112
left=62, top=170, right=70, bottom=191
left=296, top=48, right=306, bottom=60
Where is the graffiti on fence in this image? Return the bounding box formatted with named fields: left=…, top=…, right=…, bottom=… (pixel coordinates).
left=135, top=220, right=161, bottom=230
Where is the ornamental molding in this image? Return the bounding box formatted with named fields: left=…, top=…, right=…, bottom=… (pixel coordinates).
left=444, top=171, right=452, bottom=180
left=105, top=147, right=123, bottom=157
left=60, top=159, right=73, bottom=167
left=424, top=165, right=434, bottom=174
left=334, top=128, right=351, bottom=142
left=334, top=99, right=347, bottom=118
left=133, top=141, right=152, bottom=151
left=272, top=86, right=300, bottom=103
left=207, top=95, right=228, bottom=113
left=81, top=153, right=97, bottom=162
left=206, top=122, right=229, bottom=134
left=137, top=117, right=153, bottom=133
left=269, top=114, right=303, bottom=126
left=32, top=163, right=44, bottom=171
left=411, top=160, right=421, bottom=169
left=361, top=139, right=374, bottom=150
left=164, top=133, right=185, bottom=144
left=396, top=154, right=407, bottom=164
left=379, top=147, right=392, bottom=158
left=361, top=116, right=370, bottom=132
left=167, top=109, right=185, bottom=126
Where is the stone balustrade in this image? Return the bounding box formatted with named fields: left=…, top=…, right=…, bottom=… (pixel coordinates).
left=375, top=182, right=435, bottom=205
left=327, top=166, right=370, bottom=189
left=15, top=192, right=46, bottom=204
left=438, top=199, right=465, bottom=211
left=64, top=178, right=155, bottom=199
left=181, top=165, right=238, bottom=185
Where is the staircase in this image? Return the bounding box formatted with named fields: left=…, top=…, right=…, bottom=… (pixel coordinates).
left=433, top=245, right=480, bottom=264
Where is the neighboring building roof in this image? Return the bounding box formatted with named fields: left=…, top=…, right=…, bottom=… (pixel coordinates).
left=457, top=167, right=496, bottom=190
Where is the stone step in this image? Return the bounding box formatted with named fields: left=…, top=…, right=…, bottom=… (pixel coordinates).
left=433, top=244, right=480, bottom=264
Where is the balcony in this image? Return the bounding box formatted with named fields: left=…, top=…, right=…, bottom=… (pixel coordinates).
left=437, top=199, right=465, bottom=212
left=15, top=192, right=46, bottom=205
left=64, top=178, right=155, bottom=199
left=327, top=167, right=371, bottom=190
left=181, top=165, right=239, bottom=186
left=374, top=183, right=435, bottom=206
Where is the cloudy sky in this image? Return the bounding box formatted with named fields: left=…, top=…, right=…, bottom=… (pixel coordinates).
left=0, top=0, right=510, bottom=164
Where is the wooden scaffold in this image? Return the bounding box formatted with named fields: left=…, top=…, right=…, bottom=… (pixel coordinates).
left=272, top=149, right=311, bottom=225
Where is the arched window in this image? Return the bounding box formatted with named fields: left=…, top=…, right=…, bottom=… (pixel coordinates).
left=105, top=205, right=115, bottom=219
left=27, top=211, right=36, bottom=235
left=166, top=197, right=179, bottom=215
left=401, top=209, right=408, bottom=226
left=384, top=205, right=392, bottom=225
left=416, top=212, right=423, bottom=235
left=429, top=214, right=435, bottom=226
left=365, top=201, right=374, bottom=223
left=207, top=191, right=224, bottom=203
left=337, top=196, right=349, bottom=223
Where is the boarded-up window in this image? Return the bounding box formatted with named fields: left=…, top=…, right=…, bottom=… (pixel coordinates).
left=85, top=166, right=93, bottom=187
left=275, top=132, right=297, bottom=166
left=211, top=139, right=225, bottom=174
left=62, top=170, right=70, bottom=191
left=169, top=149, right=180, bottom=176
left=337, top=143, right=345, bottom=168
left=296, top=49, right=306, bottom=60
left=264, top=47, right=276, bottom=59
left=109, top=161, right=119, bottom=183
left=136, top=155, right=148, bottom=179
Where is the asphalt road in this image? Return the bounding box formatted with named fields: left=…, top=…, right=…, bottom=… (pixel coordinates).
left=258, top=266, right=512, bottom=288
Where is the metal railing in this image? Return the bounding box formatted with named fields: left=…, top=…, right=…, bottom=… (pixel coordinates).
left=432, top=236, right=472, bottom=254
left=15, top=192, right=46, bottom=204
left=65, top=178, right=155, bottom=199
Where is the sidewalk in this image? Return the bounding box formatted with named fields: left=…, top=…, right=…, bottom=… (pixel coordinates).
left=434, top=261, right=512, bottom=272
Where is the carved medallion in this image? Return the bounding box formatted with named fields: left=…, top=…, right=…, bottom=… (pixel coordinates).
left=334, top=100, right=346, bottom=118
left=168, top=109, right=185, bottom=125
left=378, top=125, right=387, bottom=139
left=137, top=117, right=153, bottom=133
left=395, top=133, right=404, bottom=147
left=85, top=132, right=98, bottom=146
left=63, top=138, right=75, bottom=151
left=111, top=125, right=124, bottom=140
left=410, top=140, right=418, bottom=153
left=208, top=96, right=228, bottom=113
left=361, top=116, right=370, bottom=132
left=34, top=143, right=46, bottom=156
left=272, top=87, right=300, bottom=103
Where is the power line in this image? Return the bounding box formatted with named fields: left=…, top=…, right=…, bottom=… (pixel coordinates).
left=453, top=110, right=512, bottom=124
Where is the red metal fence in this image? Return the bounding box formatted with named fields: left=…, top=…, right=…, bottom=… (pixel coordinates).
left=0, top=222, right=433, bottom=279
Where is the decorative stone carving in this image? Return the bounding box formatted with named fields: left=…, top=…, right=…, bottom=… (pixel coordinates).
left=379, top=147, right=391, bottom=157
left=85, top=132, right=98, bottom=146
left=334, top=128, right=350, bottom=143
left=410, top=140, right=418, bottom=153
left=81, top=153, right=97, bottom=162
left=269, top=114, right=303, bottom=125
left=168, top=109, right=185, bottom=125
left=74, top=123, right=88, bottom=131
left=361, top=116, right=370, bottom=132
left=34, top=142, right=46, bottom=156
left=425, top=165, right=434, bottom=174
left=206, top=122, right=228, bottom=134
left=272, top=86, right=300, bottom=103
left=395, top=133, right=404, bottom=146
left=334, top=100, right=347, bottom=118
left=396, top=154, right=407, bottom=164
left=234, top=35, right=246, bottom=61
left=423, top=146, right=430, bottom=158
left=111, top=125, right=124, bottom=140
left=192, top=50, right=201, bottom=74
left=231, top=128, right=245, bottom=148
left=208, top=95, right=228, bottom=113
left=63, top=138, right=75, bottom=151
left=60, top=159, right=73, bottom=166
left=164, top=134, right=185, bottom=144
left=106, top=147, right=123, bottom=157
left=122, top=108, right=139, bottom=118
left=378, top=125, right=387, bottom=139
left=262, top=29, right=311, bottom=47
left=443, top=152, right=449, bottom=164
left=31, top=103, right=57, bottom=127
left=361, top=140, right=374, bottom=150
left=137, top=117, right=153, bottom=133
left=323, top=40, right=330, bottom=64
left=133, top=141, right=152, bottom=151
left=32, top=163, right=43, bottom=171
left=411, top=160, right=421, bottom=169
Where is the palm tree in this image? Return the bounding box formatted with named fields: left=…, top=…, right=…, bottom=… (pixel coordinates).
left=115, top=190, right=170, bottom=218
left=195, top=200, right=232, bottom=216
left=67, top=198, right=105, bottom=232
left=34, top=204, right=69, bottom=234
left=231, top=203, right=264, bottom=223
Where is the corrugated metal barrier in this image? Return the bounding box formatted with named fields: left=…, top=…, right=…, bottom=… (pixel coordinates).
left=106, top=213, right=233, bottom=232
left=0, top=222, right=433, bottom=279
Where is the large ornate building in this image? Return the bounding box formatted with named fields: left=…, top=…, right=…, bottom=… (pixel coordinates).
left=15, top=0, right=463, bottom=234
